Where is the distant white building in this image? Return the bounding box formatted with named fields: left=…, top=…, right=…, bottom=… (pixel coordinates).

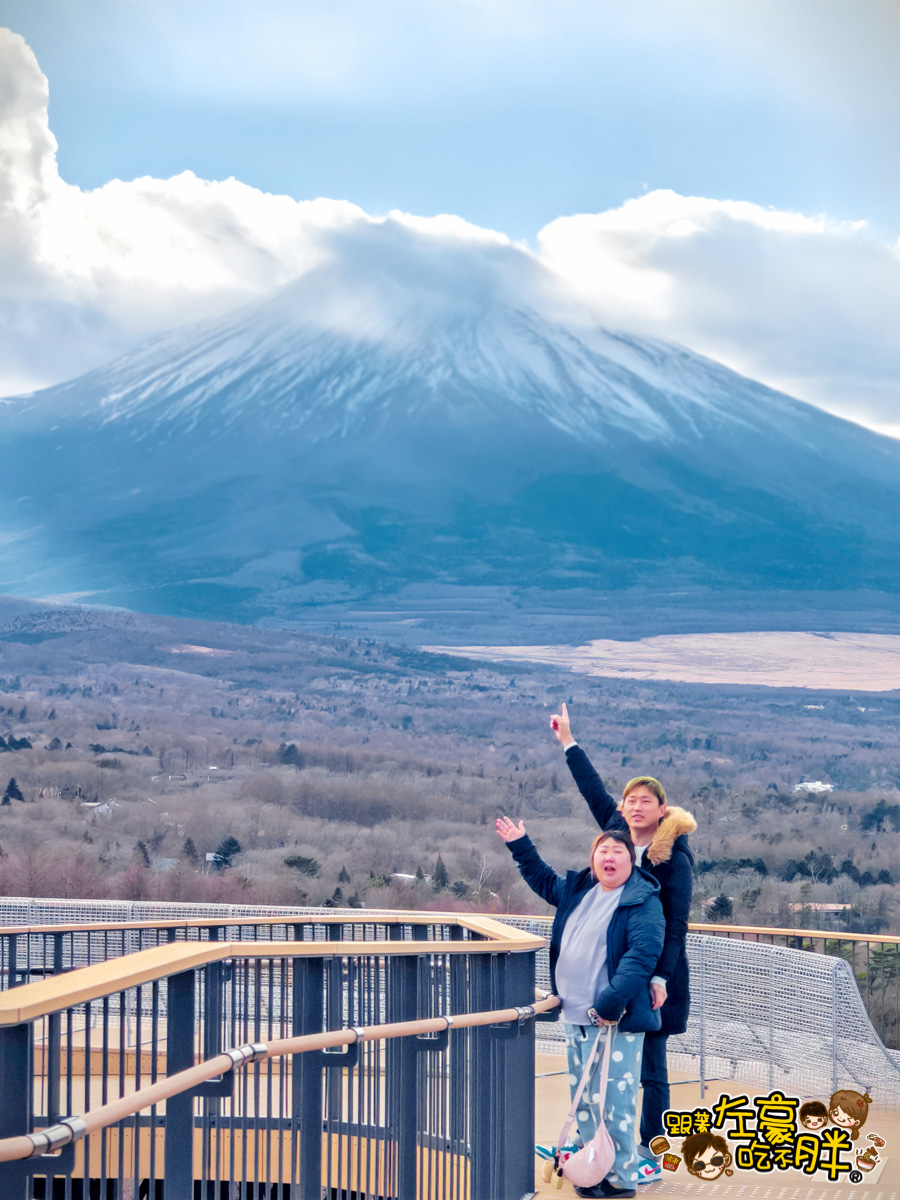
left=793, top=781, right=834, bottom=794
left=81, top=800, right=122, bottom=817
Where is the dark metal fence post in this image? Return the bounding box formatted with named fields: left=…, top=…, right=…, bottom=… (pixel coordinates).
left=0, top=1022, right=33, bottom=1200
left=203, top=959, right=223, bottom=1060
left=326, top=930, right=343, bottom=1128
left=46, top=935, right=65, bottom=1124
left=8, top=932, right=19, bottom=989
left=164, top=970, right=196, bottom=1200
left=389, top=954, right=420, bottom=1200
left=469, top=954, right=494, bottom=1200
left=496, top=950, right=536, bottom=1200
left=293, top=956, right=325, bottom=1200
left=448, top=928, right=468, bottom=1156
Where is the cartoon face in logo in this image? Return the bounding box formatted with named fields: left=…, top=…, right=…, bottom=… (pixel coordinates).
left=800, top=1101, right=828, bottom=1130
left=829, top=1090, right=871, bottom=1140
left=683, top=1133, right=733, bottom=1180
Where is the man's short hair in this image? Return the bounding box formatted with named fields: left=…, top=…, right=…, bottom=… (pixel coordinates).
left=590, top=827, right=636, bottom=866
left=623, top=776, right=667, bottom=805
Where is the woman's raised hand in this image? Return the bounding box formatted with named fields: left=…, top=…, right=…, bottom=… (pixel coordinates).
left=549, top=701, right=573, bottom=746
left=495, top=816, right=527, bottom=843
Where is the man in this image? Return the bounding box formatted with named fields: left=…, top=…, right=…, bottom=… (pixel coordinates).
left=496, top=818, right=664, bottom=1199
left=551, top=703, right=696, bottom=1174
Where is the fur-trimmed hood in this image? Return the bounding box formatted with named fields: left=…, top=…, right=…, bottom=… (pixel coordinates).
left=644, top=805, right=697, bottom=867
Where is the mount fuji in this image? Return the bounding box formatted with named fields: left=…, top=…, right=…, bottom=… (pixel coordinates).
left=1, top=225, right=899, bottom=623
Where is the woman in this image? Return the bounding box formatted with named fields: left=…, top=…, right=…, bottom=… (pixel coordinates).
left=496, top=817, right=664, bottom=1199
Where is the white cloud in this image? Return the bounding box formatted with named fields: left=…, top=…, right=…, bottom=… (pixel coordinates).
left=0, top=29, right=368, bottom=388
left=1, top=26, right=900, bottom=436
left=539, top=192, right=900, bottom=433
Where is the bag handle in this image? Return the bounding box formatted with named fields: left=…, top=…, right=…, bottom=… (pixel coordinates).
left=557, top=1025, right=615, bottom=1155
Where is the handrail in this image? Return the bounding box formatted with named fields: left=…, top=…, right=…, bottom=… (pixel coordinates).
left=688, top=921, right=900, bottom=943
left=0, top=917, right=547, bottom=1025
left=0, top=992, right=561, bottom=1162
left=514, top=915, right=900, bottom=947
left=0, top=910, right=509, bottom=937
left=5, top=911, right=899, bottom=947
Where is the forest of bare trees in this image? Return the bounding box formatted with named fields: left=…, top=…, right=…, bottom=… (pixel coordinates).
left=1, top=597, right=899, bottom=933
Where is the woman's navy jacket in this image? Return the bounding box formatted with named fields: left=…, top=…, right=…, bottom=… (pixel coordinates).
left=507, top=834, right=665, bottom=1032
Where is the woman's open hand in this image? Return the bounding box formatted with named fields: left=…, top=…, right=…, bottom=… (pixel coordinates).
left=495, top=816, right=527, bottom=843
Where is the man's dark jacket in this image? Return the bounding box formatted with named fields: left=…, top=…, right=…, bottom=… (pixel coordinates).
left=566, top=744, right=696, bottom=1035
left=507, top=833, right=665, bottom=1032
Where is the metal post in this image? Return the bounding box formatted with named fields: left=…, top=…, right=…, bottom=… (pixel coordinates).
left=698, top=939, right=706, bottom=1099
left=0, top=1023, right=33, bottom=1200
left=203, top=960, right=223, bottom=1059
left=8, top=932, right=19, bottom=989
left=469, top=954, right=494, bottom=1200
left=767, top=954, right=774, bottom=1089
left=326, top=951, right=343, bottom=1126
left=496, top=951, right=536, bottom=1200
left=392, top=955, right=419, bottom=1200
left=46, top=1012, right=61, bottom=1125
left=47, top=935, right=65, bottom=1124
left=448, top=929, right=468, bottom=1155
left=164, top=971, right=196, bottom=1200
left=832, top=958, right=838, bottom=1094
left=203, top=959, right=223, bottom=1140
left=294, top=956, right=325, bottom=1200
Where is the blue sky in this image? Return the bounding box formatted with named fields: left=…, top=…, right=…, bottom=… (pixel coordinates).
left=4, top=0, right=898, bottom=240
left=1, top=1, right=898, bottom=433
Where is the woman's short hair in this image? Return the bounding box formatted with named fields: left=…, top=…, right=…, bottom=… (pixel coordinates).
left=622, top=776, right=667, bottom=805
left=590, top=827, right=636, bottom=866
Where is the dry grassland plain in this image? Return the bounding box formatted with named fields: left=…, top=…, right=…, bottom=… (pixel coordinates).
left=429, top=631, right=900, bottom=692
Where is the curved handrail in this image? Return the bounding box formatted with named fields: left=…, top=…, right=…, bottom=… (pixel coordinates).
left=688, top=920, right=900, bottom=942
left=0, top=993, right=561, bottom=1162
left=506, top=914, right=900, bottom=947
left=0, top=917, right=547, bottom=1025
left=0, top=910, right=509, bottom=937
left=5, top=912, right=899, bottom=947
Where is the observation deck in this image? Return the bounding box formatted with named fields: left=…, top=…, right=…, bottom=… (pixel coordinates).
left=0, top=898, right=898, bottom=1199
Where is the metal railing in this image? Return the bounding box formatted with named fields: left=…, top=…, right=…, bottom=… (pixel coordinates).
left=5, top=901, right=900, bottom=1046
left=4, top=901, right=900, bottom=1128
left=496, top=913, right=900, bottom=1052
left=691, top=921, right=900, bottom=1048
left=0, top=915, right=548, bottom=1200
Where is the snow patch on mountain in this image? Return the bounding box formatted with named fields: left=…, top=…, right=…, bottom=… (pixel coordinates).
left=7, top=222, right=852, bottom=463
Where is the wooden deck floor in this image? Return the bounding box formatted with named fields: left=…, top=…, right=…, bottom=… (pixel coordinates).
left=534, top=1054, right=900, bottom=1200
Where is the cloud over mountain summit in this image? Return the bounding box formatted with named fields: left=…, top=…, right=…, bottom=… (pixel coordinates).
left=1, top=26, right=899, bottom=434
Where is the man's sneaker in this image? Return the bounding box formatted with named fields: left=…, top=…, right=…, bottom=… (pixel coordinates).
left=636, top=1156, right=662, bottom=1184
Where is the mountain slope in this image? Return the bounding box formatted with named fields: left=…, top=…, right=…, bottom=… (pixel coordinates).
left=1, top=239, right=899, bottom=620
